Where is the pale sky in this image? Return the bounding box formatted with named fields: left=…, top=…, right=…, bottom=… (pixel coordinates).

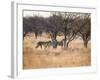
left=23, top=11, right=51, bottom=17
left=23, top=10, right=90, bottom=19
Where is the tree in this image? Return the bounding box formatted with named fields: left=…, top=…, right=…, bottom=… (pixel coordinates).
left=45, top=13, right=63, bottom=48
left=69, top=13, right=91, bottom=48
left=23, top=17, right=34, bottom=39
left=61, top=12, right=77, bottom=48
left=23, top=12, right=91, bottom=48
left=78, top=16, right=91, bottom=48
left=23, top=16, right=46, bottom=38
left=59, top=12, right=91, bottom=48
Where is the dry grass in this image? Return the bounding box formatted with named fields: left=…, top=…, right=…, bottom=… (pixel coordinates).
left=23, top=33, right=91, bottom=69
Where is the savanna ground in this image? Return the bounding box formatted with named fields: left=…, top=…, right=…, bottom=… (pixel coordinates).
left=23, top=33, right=91, bottom=69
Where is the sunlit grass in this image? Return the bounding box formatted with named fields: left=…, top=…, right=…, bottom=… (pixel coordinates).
left=23, top=33, right=91, bottom=69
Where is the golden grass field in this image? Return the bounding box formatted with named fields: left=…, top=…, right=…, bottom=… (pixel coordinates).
left=23, top=33, right=91, bottom=69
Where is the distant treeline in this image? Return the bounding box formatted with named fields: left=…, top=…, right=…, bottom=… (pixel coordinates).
left=23, top=12, right=91, bottom=48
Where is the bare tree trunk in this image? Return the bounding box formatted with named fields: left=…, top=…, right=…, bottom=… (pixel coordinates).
left=63, top=26, right=67, bottom=48
left=54, top=32, right=57, bottom=40
left=66, top=41, right=70, bottom=48
left=82, top=34, right=88, bottom=48
left=63, top=35, right=67, bottom=48
left=35, top=32, right=38, bottom=39
left=83, top=40, right=88, bottom=48
left=51, top=32, right=57, bottom=48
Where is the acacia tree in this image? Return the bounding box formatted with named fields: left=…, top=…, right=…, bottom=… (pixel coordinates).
left=69, top=13, right=91, bottom=48
left=23, top=12, right=91, bottom=48
left=61, top=12, right=78, bottom=48
left=45, top=13, right=63, bottom=48
left=23, top=17, right=34, bottom=39
left=61, top=12, right=91, bottom=48
left=78, top=15, right=91, bottom=48
left=29, top=16, right=45, bottom=38
left=23, top=16, right=46, bottom=39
